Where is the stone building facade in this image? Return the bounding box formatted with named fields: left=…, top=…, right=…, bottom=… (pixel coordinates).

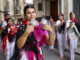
left=0, top=0, right=5, bottom=20
left=34, top=0, right=80, bottom=21
left=0, top=0, right=24, bottom=21
left=0, top=0, right=80, bottom=21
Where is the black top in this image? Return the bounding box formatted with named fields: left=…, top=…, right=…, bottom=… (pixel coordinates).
left=1, top=27, right=15, bottom=42
left=10, top=24, right=38, bottom=60
left=58, top=22, right=66, bottom=33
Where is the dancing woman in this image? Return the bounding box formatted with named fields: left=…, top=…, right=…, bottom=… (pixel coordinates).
left=11, top=5, right=54, bottom=60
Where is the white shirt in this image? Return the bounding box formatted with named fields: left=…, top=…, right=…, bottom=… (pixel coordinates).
left=56, top=20, right=64, bottom=34
left=66, top=20, right=79, bottom=40
left=56, top=20, right=61, bottom=26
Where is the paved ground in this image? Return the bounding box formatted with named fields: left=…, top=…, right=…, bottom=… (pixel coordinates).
left=0, top=42, right=5, bottom=60
left=66, top=39, right=80, bottom=54
left=0, top=42, right=80, bottom=60
left=42, top=46, right=80, bottom=60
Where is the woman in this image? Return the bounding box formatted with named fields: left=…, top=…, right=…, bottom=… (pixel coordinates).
left=66, top=12, right=80, bottom=60
left=48, top=17, right=55, bottom=50
left=2, top=18, right=17, bottom=60
left=11, top=5, right=54, bottom=60
left=56, top=14, right=66, bottom=59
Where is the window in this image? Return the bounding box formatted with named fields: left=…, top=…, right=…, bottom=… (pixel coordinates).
left=38, top=3, right=43, bottom=11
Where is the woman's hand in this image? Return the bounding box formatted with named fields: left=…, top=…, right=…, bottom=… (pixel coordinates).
left=11, top=28, right=15, bottom=33
left=17, top=24, right=34, bottom=49
left=42, top=24, right=53, bottom=33
left=25, top=24, right=34, bottom=35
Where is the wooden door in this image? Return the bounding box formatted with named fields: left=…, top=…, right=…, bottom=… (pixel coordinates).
left=50, top=0, right=58, bottom=21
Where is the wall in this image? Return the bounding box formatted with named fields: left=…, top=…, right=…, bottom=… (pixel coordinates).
left=61, top=0, right=73, bottom=20
left=8, top=0, right=14, bottom=16
left=68, top=0, right=73, bottom=19
left=19, top=0, right=24, bottom=16
left=0, top=0, right=5, bottom=20
left=34, top=0, right=46, bottom=17
left=45, top=0, right=50, bottom=16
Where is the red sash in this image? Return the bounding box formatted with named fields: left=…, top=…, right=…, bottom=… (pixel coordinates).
left=2, top=35, right=8, bottom=53
left=23, top=20, right=28, bottom=25
left=70, top=18, right=76, bottom=23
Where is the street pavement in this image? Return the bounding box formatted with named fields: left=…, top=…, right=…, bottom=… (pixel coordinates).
left=0, top=42, right=80, bottom=60
left=42, top=46, right=80, bottom=60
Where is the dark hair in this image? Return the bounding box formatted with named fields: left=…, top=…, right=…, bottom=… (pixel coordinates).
left=24, top=5, right=34, bottom=16
left=58, top=13, right=64, bottom=19
left=5, top=14, right=10, bottom=17
left=7, top=18, right=13, bottom=22
left=70, top=12, right=74, bottom=18
left=59, top=13, right=64, bottom=17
